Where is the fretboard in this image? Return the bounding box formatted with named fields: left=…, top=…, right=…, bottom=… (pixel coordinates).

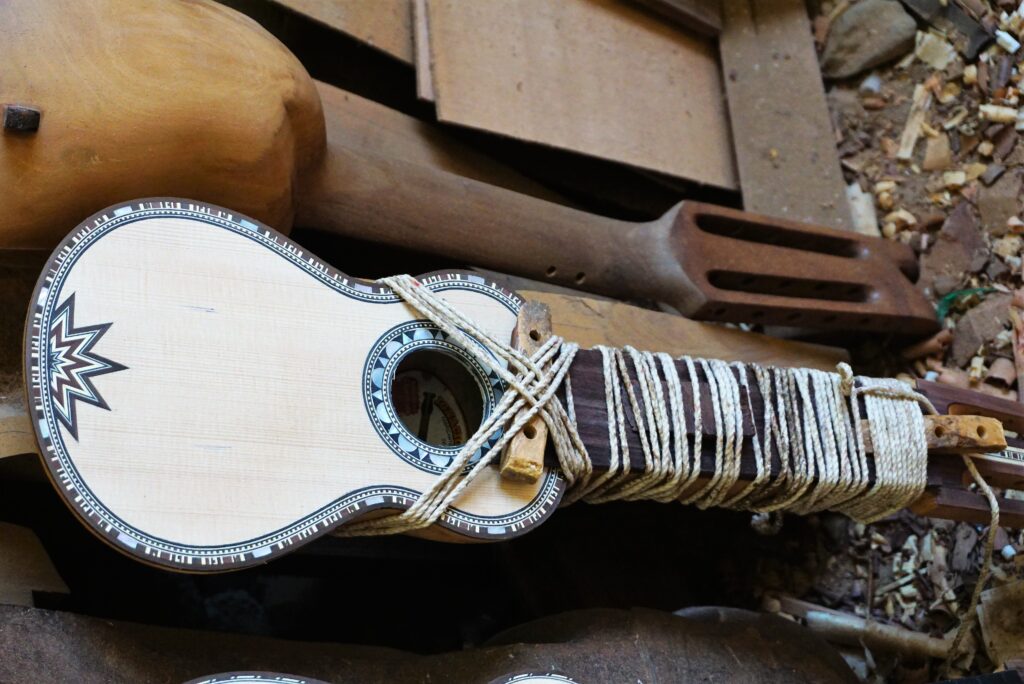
left=553, top=349, right=878, bottom=487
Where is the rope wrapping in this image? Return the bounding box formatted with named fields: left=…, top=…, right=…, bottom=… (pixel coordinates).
left=343, top=275, right=942, bottom=536
left=348, top=275, right=998, bottom=668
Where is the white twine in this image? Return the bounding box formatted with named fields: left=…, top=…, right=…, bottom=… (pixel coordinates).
left=343, top=275, right=938, bottom=536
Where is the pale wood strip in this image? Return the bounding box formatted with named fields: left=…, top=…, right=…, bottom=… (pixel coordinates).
left=424, top=0, right=737, bottom=188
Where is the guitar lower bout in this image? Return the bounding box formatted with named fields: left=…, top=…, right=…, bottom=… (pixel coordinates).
left=24, top=199, right=564, bottom=572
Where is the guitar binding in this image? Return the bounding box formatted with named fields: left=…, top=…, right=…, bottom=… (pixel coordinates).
left=24, top=198, right=565, bottom=572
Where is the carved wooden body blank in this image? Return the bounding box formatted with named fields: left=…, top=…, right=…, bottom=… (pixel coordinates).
left=3, top=0, right=936, bottom=334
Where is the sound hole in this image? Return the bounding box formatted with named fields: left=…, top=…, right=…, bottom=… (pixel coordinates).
left=391, top=349, right=485, bottom=448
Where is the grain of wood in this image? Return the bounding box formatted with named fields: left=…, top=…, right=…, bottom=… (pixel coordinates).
left=719, top=0, right=854, bottom=230
left=272, top=0, right=414, bottom=64
left=632, top=0, right=722, bottom=36
left=412, top=0, right=436, bottom=102
left=316, top=80, right=566, bottom=203
left=520, top=290, right=849, bottom=371
left=898, top=84, right=933, bottom=161
left=424, top=0, right=736, bottom=188
left=0, top=0, right=324, bottom=249
left=500, top=302, right=553, bottom=483
left=859, top=415, right=1005, bottom=454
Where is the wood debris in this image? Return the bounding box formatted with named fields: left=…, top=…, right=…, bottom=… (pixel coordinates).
left=776, top=2, right=1024, bottom=678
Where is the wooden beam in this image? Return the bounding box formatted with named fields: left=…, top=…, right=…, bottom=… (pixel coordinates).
left=719, top=0, right=855, bottom=231
left=632, top=0, right=722, bottom=36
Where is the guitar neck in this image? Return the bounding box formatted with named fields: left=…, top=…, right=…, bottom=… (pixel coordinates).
left=559, top=349, right=1024, bottom=526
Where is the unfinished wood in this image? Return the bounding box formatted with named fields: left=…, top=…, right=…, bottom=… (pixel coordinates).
left=0, top=0, right=324, bottom=250
left=423, top=0, right=737, bottom=189
left=775, top=595, right=952, bottom=660
left=719, top=0, right=854, bottom=231
left=0, top=414, right=38, bottom=460
left=632, top=0, right=722, bottom=36
left=522, top=290, right=849, bottom=371
left=2, top=1, right=933, bottom=337
left=300, top=139, right=939, bottom=335
left=272, top=0, right=413, bottom=64
left=897, top=84, right=933, bottom=161
left=562, top=347, right=1015, bottom=524
left=0, top=523, right=68, bottom=606
left=911, top=486, right=1024, bottom=528
left=500, top=302, right=552, bottom=483
left=861, top=415, right=1006, bottom=455
left=315, top=80, right=564, bottom=204
left=412, top=0, right=436, bottom=102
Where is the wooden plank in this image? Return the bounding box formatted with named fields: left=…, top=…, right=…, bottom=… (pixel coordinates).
left=271, top=0, right=414, bottom=64
left=423, top=0, right=737, bottom=189
left=0, top=523, right=68, bottom=606
left=719, top=0, right=855, bottom=231
left=500, top=301, right=553, bottom=483
left=632, top=0, right=722, bottom=36
left=315, top=80, right=567, bottom=204
left=520, top=290, right=849, bottom=371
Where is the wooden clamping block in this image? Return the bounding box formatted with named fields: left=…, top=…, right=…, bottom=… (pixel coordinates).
left=499, top=301, right=552, bottom=483
left=860, top=415, right=1006, bottom=455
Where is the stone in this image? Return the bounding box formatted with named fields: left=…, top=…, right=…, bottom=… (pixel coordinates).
left=933, top=273, right=960, bottom=296
left=978, top=170, right=1022, bottom=236
left=822, top=0, right=918, bottom=79
left=951, top=293, right=1012, bottom=367
left=987, top=258, right=1010, bottom=280
left=919, top=203, right=989, bottom=296
left=981, top=163, right=1007, bottom=186
left=994, top=127, right=1019, bottom=161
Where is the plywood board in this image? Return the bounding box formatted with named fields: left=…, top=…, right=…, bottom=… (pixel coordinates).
left=424, top=0, right=737, bottom=189
left=719, top=0, right=854, bottom=231
left=273, top=0, right=414, bottom=64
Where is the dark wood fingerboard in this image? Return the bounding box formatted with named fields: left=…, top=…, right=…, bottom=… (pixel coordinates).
left=559, top=349, right=864, bottom=485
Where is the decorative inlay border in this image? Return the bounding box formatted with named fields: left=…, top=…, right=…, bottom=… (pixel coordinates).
left=363, top=320, right=505, bottom=473
left=185, top=673, right=329, bottom=684
left=25, top=199, right=564, bottom=572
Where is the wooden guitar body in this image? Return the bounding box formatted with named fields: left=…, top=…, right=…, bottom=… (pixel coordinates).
left=25, top=200, right=561, bottom=571
left=0, top=0, right=323, bottom=249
